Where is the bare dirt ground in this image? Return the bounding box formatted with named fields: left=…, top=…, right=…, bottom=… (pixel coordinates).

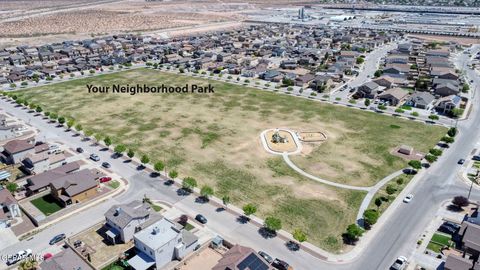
left=408, top=34, right=480, bottom=46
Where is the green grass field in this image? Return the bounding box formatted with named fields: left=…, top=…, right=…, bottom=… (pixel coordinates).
left=13, top=68, right=446, bottom=252
left=31, top=194, right=63, bottom=216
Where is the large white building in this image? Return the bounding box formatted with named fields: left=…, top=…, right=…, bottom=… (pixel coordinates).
left=128, top=217, right=198, bottom=270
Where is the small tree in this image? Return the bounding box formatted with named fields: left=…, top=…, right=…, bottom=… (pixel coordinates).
left=104, top=136, right=112, bottom=147
left=429, top=149, right=443, bottom=156
left=127, top=149, right=135, bottom=159
left=75, top=124, right=83, bottom=132
left=141, top=154, right=150, bottom=165
left=364, top=99, right=371, bottom=107
left=408, top=160, right=422, bottom=170
left=222, top=195, right=230, bottom=209
left=169, top=170, right=178, bottom=179
left=452, top=196, right=469, bottom=209
left=363, top=209, right=379, bottom=228
left=49, top=112, right=58, bottom=121
left=35, top=106, right=42, bottom=113
left=6, top=182, right=18, bottom=193
left=374, top=197, right=382, bottom=208
left=57, top=116, right=66, bottom=125
left=182, top=177, right=197, bottom=191
left=84, top=130, right=93, bottom=137
left=242, top=203, right=257, bottom=217
left=264, top=216, right=282, bottom=233
left=447, top=127, right=457, bottom=137
left=66, top=119, right=75, bottom=129
left=114, top=144, right=126, bottom=155
left=292, top=228, right=307, bottom=243
left=425, top=154, right=438, bottom=163
left=441, top=136, right=455, bottom=143
left=386, top=184, right=397, bottom=195
left=154, top=161, right=165, bottom=172
left=200, top=185, right=214, bottom=199
left=344, top=224, right=364, bottom=244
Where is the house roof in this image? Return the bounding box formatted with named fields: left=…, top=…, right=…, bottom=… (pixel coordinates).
left=0, top=188, right=16, bottom=206
left=3, top=139, right=34, bottom=154
left=212, top=244, right=272, bottom=270
left=134, top=218, right=180, bottom=250
left=105, top=200, right=152, bottom=229
left=51, top=169, right=98, bottom=197
left=408, top=92, right=435, bottom=105
left=444, top=254, right=473, bottom=270
left=40, top=247, right=93, bottom=270
left=462, top=222, right=480, bottom=252
left=378, top=88, right=409, bottom=100
left=27, top=162, right=81, bottom=191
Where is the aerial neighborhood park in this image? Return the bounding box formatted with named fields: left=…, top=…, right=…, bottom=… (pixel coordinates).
left=5, top=67, right=447, bottom=252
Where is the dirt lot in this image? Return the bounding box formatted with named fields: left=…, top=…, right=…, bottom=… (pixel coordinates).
left=14, top=68, right=446, bottom=251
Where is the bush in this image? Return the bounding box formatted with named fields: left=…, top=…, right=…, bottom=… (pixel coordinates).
left=408, top=160, right=422, bottom=169
left=452, top=196, right=469, bottom=208
left=344, top=224, right=364, bottom=243
left=441, top=136, right=455, bottom=143
left=386, top=184, right=397, bottom=195
left=264, top=216, right=282, bottom=233
left=429, top=149, right=443, bottom=156
left=182, top=177, right=197, bottom=191
left=411, top=112, right=419, bottom=117
left=395, top=108, right=405, bottom=113
left=425, top=154, right=438, bottom=163
left=243, top=203, right=257, bottom=216
left=429, top=115, right=439, bottom=120
left=374, top=197, right=382, bottom=208
left=378, top=105, right=387, bottom=110
left=396, top=178, right=404, bottom=185
left=169, top=170, right=178, bottom=179
left=447, top=128, right=457, bottom=137
left=363, top=209, right=379, bottom=228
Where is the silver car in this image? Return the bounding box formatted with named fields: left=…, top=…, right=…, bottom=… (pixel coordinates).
left=390, top=256, right=407, bottom=270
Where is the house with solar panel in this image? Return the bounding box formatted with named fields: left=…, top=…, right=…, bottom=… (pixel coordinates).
left=212, top=244, right=273, bottom=270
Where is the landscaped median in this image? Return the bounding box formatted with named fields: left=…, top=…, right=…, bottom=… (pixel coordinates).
left=0, top=67, right=447, bottom=253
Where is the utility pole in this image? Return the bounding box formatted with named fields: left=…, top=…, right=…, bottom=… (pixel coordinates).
left=468, top=172, right=478, bottom=201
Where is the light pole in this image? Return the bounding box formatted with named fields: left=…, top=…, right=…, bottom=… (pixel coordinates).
left=468, top=172, right=478, bottom=201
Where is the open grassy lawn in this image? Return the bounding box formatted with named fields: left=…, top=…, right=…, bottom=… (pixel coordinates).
left=427, top=233, right=453, bottom=253
left=15, top=68, right=445, bottom=252
left=31, top=194, right=63, bottom=216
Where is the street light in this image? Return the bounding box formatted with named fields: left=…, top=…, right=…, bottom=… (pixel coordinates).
left=468, top=171, right=479, bottom=201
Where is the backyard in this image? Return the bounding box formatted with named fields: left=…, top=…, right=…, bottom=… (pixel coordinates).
left=30, top=194, right=63, bottom=216
left=13, top=68, right=446, bottom=252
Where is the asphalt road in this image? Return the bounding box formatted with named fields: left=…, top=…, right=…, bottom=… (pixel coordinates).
left=0, top=46, right=478, bottom=270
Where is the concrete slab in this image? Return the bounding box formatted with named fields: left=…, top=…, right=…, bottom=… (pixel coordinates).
left=0, top=228, right=19, bottom=250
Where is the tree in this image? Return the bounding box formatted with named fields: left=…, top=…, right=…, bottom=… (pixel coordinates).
left=200, top=185, right=214, bottom=199
left=84, top=130, right=93, bottom=137
left=374, top=69, right=383, bottom=77
left=154, top=161, right=165, bottom=172
left=452, top=196, right=469, bottom=208
left=75, top=123, right=83, bottom=132
left=114, top=144, right=126, bottom=155
left=292, top=228, right=307, bottom=243
left=364, top=99, right=370, bottom=107
left=344, top=224, right=364, bottom=243
left=6, top=182, right=18, bottom=193
left=104, top=136, right=112, bottom=147
left=141, top=154, right=150, bottom=165
left=242, top=203, right=257, bottom=217
left=448, top=127, right=457, bottom=137
left=222, top=195, right=230, bottom=208
left=169, top=170, right=178, bottom=179
left=182, top=177, right=197, bottom=191
left=356, top=57, right=364, bottom=65
left=441, top=136, right=455, bottom=143
left=363, top=209, right=379, bottom=228
left=386, top=184, right=397, bottom=195
left=35, top=106, right=42, bottom=113
left=57, top=116, right=66, bottom=125
left=374, top=197, right=382, bottom=208
left=127, top=149, right=135, bottom=159
left=429, top=148, right=443, bottom=156
left=18, top=258, right=38, bottom=270
left=451, top=108, right=464, bottom=118
left=408, top=160, right=422, bottom=170
left=49, top=112, right=58, bottom=121
left=66, top=119, right=75, bottom=129
left=264, top=216, right=282, bottom=232
left=425, top=154, right=438, bottom=163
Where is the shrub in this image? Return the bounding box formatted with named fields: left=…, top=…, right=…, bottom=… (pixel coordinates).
left=411, top=112, right=419, bottom=117
left=429, top=149, right=443, bottom=156
left=363, top=209, right=379, bottom=228
left=378, top=105, right=387, bottom=110
left=425, top=154, right=438, bottom=163
left=441, top=136, right=454, bottom=143
left=242, top=203, right=257, bottom=216
left=408, top=160, right=422, bottom=169
left=396, top=178, right=404, bottom=185
left=264, top=217, right=282, bottom=233
left=429, top=115, right=439, bottom=120
left=374, top=197, right=382, bottom=208
left=344, top=224, right=364, bottom=243
left=386, top=184, right=397, bottom=195
left=395, top=108, right=405, bottom=113
left=447, top=128, right=457, bottom=137
left=182, top=177, right=197, bottom=191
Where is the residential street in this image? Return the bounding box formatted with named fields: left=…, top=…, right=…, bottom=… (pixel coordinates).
left=0, top=46, right=479, bottom=270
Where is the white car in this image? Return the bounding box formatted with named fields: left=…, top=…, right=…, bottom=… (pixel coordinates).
left=390, top=256, right=407, bottom=270
left=7, top=249, right=32, bottom=265
left=403, top=194, right=414, bottom=203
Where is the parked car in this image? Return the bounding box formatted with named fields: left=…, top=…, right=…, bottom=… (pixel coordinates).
left=472, top=155, right=480, bottom=161
left=444, top=221, right=461, bottom=231
left=102, top=162, right=111, bottom=168
left=458, top=159, right=465, bottom=165
left=272, top=258, right=293, bottom=270
left=76, top=147, right=84, bottom=153
left=49, top=233, right=66, bottom=245
left=195, top=214, right=208, bottom=224
left=258, top=251, right=273, bottom=264
left=90, top=154, right=100, bottom=162
left=7, top=249, right=32, bottom=265
left=43, top=253, right=53, bottom=260
left=403, top=194, right=414, bottom=203
left=99, top=177, right=112, bottom=183
left=438, top=224, right=458, bottom=235
left=390, top=256, right=407, bottom=270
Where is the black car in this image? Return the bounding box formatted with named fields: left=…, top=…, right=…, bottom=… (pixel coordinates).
left=258, top=251, right=273, bottom=264
left=439, top=223, right=459, bottom=235
left=49, top=233, right=66, bottom=245
left=472, top=155, right=480, bottom=161
left=195, top=214, right=207, bottom=224
left=102, top=162, right=111, bottom=168
left=272, top=258, right=291, bottom=270
left=458, top=159, right=466, bottom=165
left=76, top=147, right=84, bottom=153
